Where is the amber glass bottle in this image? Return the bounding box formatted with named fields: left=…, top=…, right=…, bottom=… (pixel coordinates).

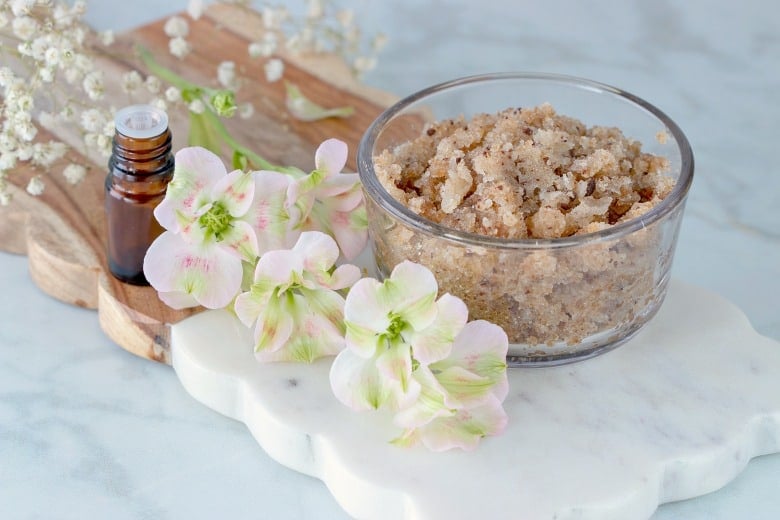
left=105, top=105, right=174, bottom=285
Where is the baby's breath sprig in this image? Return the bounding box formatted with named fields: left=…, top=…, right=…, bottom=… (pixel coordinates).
left=0, top=0, right=115, bottom=202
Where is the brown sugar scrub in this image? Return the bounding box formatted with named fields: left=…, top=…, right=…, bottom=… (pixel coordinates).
left=368, top=103, right=678, bottom=350
left=374, top=104, right=674, bottom=240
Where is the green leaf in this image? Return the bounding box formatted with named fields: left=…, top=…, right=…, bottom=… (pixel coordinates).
left=285, top=82, right=354, bottom=122
left=232, top=150, right=249, bottom=171
left=187, top=112, right=224, bottom=154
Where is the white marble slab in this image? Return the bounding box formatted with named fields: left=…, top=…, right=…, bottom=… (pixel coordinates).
left=171, top=280, right=780, bottom=520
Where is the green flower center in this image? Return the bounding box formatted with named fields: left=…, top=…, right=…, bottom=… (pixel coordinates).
left=386, top=313, right=405, bottom=340
left=199, top=201, right=232, bottom=241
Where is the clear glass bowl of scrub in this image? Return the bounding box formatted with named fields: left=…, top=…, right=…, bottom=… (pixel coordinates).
left=357, top=72, right=694, bottom=367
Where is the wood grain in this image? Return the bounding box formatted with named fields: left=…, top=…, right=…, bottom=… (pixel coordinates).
left=0, top=5, right=391, bottom=364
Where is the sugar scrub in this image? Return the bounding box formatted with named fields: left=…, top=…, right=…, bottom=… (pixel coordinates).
left=369, top=103, right=676, bottom=348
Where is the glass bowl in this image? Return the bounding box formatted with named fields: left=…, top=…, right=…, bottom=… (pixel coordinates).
left=357, top=72, right=694, bottom=367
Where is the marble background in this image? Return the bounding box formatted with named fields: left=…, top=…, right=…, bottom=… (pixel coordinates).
left=1, top=0, right=778, bottom=518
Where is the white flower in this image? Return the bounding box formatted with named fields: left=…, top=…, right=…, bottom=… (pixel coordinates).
left=96, top=134, right=112, bottom=157
left=120, top=70, right=143, bottom=94
left=164, top=16, right=189, bottom=38
left=144, top=147, right=261, bottom=309
left=62, top=164, right=87, bottom=184
left=0, top=133, right=17, bottom=152
left=262, top=6, right=287, bottom=30
left=187, top=0, right=205, bottom=20
left=0, top=12, right=7, bottom=30
left=169, top=36, right=191, bottom=59
left=145, top=75, right=161, bottom=94
left=264, top=58, right=284, bottom=83
left=72, top=27, right=86, bottom=46
left=150, top=98, right=167, bottom=111
left=71, top=1, right=87, bottom=16
left=26, top=176, right=44, bottom=196
left=12, top=16, right=37, bottom=40
left=17, top=144, right=33, bottom=161
left=164, top=86, right=181, bottom=102
left=83, top=132, right=98, bottom=149
left=234, top=231, right=361, bottom=362
left=39, top=67, right=54, bottom=83
left=216, top=61, right=237, bottom=89
left=58, top=104, right=75, bottom=122
left=249, top=32, right=277, bottom=58
left=32, top=141, right=67, bottom=168
left=188, top=99, right=205, bottom=114
left=353, top=56, right=377, bottom=74
left=15, top=93, right=34, bottom=113
left=100, top=30, right=115, bottom=46
left=44, top=47, right=60, bottom=67
left=82, top=70, right=104, bottom=100
left=0, top=152, right=17, bottom=170
left=80, top=109, right=105, bottom=133
left=16, top=121, right=37, bottom=142
left=11, top=0, right=35, bottom=17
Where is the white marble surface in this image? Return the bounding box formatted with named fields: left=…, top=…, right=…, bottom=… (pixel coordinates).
left=2, top=0, right=779, bottom=518
left=171, top=280, right=780, bottom=520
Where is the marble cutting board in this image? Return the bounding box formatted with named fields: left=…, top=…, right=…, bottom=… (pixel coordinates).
left=171, top=279, right=780, bottom=520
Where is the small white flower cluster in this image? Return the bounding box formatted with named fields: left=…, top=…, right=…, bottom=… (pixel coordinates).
left=0, top=0, right=114, bottom=202
left=240, top=0, right=387, bottom=81
left=164, top=15, right=191, bottom=59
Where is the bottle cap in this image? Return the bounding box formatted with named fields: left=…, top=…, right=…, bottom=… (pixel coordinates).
left=114, top=104, right=169, bottom=139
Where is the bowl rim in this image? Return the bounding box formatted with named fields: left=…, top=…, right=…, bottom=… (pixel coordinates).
left=357, top=72, right=695, bottom=250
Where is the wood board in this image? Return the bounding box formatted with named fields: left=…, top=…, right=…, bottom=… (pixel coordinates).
left=0, top=5, right=392, bottom=364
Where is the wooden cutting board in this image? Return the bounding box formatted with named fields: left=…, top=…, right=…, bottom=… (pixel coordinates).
left=0, top=4, right=394, bottom=364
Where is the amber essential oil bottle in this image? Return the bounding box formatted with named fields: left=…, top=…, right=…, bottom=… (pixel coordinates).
left=105, top=105, right=174, bottom=285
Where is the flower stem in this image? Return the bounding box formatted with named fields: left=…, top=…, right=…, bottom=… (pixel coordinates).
left=137, top=46, right=301, bottom=175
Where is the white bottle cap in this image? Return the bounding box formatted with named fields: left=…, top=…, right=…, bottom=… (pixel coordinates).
left=114, top=104, right=169, bottom=139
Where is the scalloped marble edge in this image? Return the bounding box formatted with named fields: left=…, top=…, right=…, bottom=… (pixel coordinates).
left=170, top=280, right=780, bottom=520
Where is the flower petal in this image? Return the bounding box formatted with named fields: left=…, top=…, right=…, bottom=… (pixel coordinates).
left=286, top=298, right=345, bottom=362
left=393, top=364, right=451, bottom=430
left=253, top=291, right=295, bottom=354
left=143, top=231, right=242, bottom=309
left=329, top=349, right=392, bottom=411
left=219, top=219, right=259, bottom=262
left=246, top=170, right=301, bottom=254
left=433, top=320, right=509, bottom=402
left=411, top=293, right=468, bottom=365
left=376, top=341, right=418, bottom=404
left=412, top=394, right=508, bottom=452
left=158, top=146, right=227, bottom=230
left=388, top=261, right=438, bottom=331
left=234, top=289, right=267, bottom=328
left=304, top=204, right=367, bottom=261
left=344, top=277, right=392, bottom=333
left=293, top=230, right=339, bottom=273
left=344, top=321, right=383, bottom=359
left=211, top=169, right=255, bottom=217
left=301, top=287, right=346, bottom=333
left=315, top=138, right=348, bottom=177
left=431, top=365, right=496, bottom=408
left=253, top=249, right=302, bottom=288
left=326, top=263, right=362, bottom=290
left=316, top=173, right=362, bottom=207
left=157, top=290, right=199, bottom=309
